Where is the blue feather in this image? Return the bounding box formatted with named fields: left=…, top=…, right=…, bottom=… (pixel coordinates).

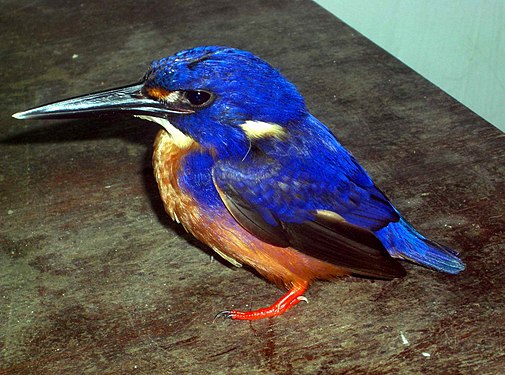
left=375, top=218, right=465, bottom=274
left=150, top=46, right=464, bottom=274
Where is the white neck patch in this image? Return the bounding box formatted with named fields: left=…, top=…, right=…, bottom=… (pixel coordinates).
left=239, top=120, right=285, bottom=140
left=135, top=115, right=194, bottom=149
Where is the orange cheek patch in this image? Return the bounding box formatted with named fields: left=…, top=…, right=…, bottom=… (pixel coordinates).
left=147, top=87, right=171, bottom=100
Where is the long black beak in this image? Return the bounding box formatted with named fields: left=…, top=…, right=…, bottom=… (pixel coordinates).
left=12, top=82, right=193, bottom=120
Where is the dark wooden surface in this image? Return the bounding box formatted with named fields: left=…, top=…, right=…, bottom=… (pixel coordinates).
left=1, top=1, right=504, bottom=374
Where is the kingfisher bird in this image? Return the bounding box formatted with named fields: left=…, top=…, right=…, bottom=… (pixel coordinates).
left=13, top=46, right=464, bottom=320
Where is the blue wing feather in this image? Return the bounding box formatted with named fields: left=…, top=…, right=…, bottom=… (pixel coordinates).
left=215, top=114, right=399, bottom=231
left=213, top=114, right=464, bottom=274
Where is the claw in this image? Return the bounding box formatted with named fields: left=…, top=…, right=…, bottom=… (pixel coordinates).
left=213, top=310, right=234, bottom=323
left=297, top=295, right=309, bottom=304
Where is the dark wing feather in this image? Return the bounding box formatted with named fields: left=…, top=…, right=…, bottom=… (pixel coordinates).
left=284, top=212, right=406, bottom=278
left=217, top=183, right=290, bottom=247
left=213, top=162, right=405, bottom=279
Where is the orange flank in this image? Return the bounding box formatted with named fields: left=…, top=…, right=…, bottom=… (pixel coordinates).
left=153, top=130, right=350, bottom=320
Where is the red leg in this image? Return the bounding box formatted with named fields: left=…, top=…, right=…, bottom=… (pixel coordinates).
left=215, top=282, right=308, bottom=321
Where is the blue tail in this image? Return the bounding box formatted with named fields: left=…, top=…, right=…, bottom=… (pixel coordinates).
left=375, top=218, right=465, bottom=274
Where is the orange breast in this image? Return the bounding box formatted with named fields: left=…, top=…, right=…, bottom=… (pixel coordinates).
left=152, top=130, right=348, bottom=289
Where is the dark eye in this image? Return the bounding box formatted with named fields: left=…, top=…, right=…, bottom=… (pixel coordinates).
left=185, top=90, right=213, bottom=107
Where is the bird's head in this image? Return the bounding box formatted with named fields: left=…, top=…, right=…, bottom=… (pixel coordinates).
left=13, top=46, right=307, bottom=158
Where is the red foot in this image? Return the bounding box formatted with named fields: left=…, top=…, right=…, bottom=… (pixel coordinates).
left=215, top=283, right=308, bottom=321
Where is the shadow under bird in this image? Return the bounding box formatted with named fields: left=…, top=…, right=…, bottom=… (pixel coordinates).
left=13, top=46, right=465, bottom=320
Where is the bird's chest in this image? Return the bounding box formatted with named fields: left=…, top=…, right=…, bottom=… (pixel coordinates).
left=152, top=130, right=221, bottom=229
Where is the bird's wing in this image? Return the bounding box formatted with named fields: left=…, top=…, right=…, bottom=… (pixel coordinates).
left=212, top=157, right=406, bottom=279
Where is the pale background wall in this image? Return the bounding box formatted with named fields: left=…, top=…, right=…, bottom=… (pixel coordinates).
left=315, top=0, right=505, bottom=133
